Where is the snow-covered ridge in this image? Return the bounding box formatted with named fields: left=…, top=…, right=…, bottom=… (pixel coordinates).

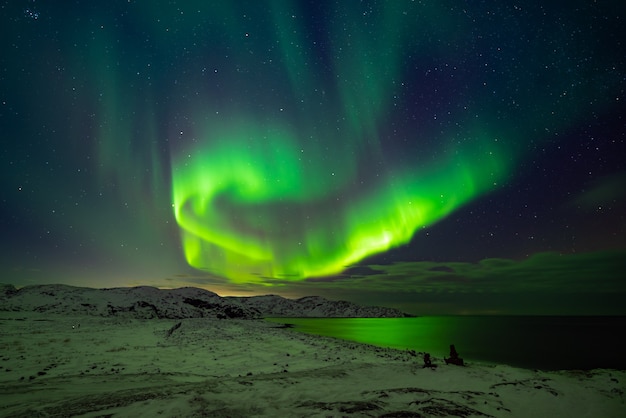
left=0, top=284, right=410, bottom=319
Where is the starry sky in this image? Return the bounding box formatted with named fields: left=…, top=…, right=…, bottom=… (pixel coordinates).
left=2, top=1, right=625, bottom=315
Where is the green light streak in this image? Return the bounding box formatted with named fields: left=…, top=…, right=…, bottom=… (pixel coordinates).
left=171, top=3, right=515, bottom=283
left=172, top=118, right=508, bottom=282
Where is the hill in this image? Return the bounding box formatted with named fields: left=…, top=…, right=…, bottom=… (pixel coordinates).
left=0, top=283, right=410, bottom=319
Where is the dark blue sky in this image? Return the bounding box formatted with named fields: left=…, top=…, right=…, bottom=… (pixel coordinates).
left=1, top=1, right=625, bottom=314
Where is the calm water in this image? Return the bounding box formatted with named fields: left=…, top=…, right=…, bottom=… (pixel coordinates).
left=266, top=316, right=626, bottom=370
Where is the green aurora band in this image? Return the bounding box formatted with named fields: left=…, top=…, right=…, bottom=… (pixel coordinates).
left=172, top=121, right=509, bottom=283
left=170, top=2, right=614, bottom=284
left=170, top=4, right=511, bottom=283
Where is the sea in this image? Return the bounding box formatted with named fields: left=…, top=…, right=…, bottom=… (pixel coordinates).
left=265, top=316, right=626, bottom=371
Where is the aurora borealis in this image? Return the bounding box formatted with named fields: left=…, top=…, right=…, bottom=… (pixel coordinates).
left=172, top=110, right=509, bottom=282
left=170, top=2, right=511, bottom=282
left=2, top=1, right=625, bottom=314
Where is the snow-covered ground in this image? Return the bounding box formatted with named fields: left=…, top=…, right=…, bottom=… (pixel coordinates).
left=1, top=312, right=624, bottom=417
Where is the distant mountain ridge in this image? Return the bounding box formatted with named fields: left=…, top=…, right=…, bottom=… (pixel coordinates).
left=0, top=284, right=410, bottom=319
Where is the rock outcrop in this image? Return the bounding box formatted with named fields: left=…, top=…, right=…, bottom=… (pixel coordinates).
left=225, top=294, right=411, bottom=318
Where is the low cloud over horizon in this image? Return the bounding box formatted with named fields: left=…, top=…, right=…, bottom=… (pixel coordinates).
left=9, top=249, right=620, bottom=316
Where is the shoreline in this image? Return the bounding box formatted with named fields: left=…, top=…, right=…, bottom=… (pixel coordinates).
left=1, top=313, right=624, bottom=417
left=264, top=315, right=626, bottom=372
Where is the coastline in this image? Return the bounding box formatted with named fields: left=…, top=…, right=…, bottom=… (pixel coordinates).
left=1, top=313, right=624, bottom=417
left=264, top=316, right=626, bottom=371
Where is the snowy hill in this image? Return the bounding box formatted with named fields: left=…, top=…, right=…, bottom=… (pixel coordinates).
left=225, top=294, right=410, bottom=318
left=0, top=284, right=410, bottom=319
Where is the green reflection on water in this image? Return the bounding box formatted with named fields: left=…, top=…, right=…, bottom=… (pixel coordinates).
left=265, top=317, right=466, bottom=357
left=266, top=316, right=626, bottom=370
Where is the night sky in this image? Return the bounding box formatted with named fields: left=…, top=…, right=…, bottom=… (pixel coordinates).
left=2, top=1, right=625, bottom=315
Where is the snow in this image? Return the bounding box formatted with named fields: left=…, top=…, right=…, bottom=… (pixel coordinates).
left=1, top=311, right=624, bottom=417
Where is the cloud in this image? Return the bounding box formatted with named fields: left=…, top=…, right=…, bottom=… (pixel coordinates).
left=155, top=250, right=625, bottom=314
left=570, top=171, right=626, bottom=211
left=365, top=250, right=626, bottom=293
left=296, top=250, right=626, bottom=314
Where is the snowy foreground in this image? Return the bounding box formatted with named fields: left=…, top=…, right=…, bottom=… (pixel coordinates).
left=0, top=314, right=624, bottom=417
